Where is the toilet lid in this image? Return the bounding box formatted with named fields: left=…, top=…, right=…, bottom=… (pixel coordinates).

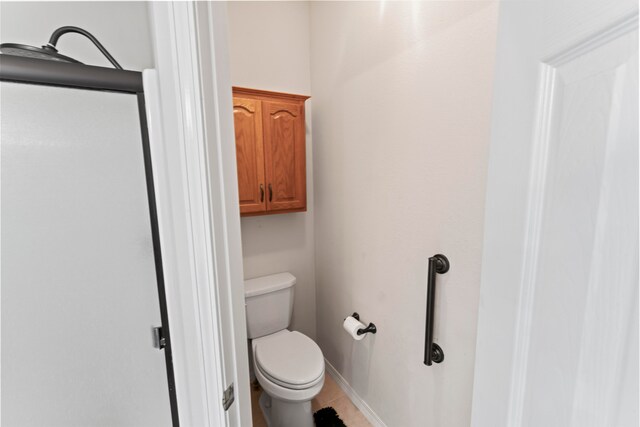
left=255, top=331, right=324, bottom=388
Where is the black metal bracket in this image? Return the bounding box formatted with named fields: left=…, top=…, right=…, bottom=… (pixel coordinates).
left=357, top=323, right=377, bottom=335
left=424, top=254, right=449, bottom=366
left=350, top=312, right=377, bottom=335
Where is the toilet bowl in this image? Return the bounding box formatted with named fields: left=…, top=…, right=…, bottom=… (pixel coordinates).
left=253, top=330, right=324, bottom=427
left=245, top=273, right=325, bottom=427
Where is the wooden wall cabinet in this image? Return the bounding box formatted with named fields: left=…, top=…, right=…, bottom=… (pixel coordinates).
left=232, top=87, right=309, bottom=216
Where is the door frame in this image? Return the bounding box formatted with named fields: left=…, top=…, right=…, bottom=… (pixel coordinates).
left=0, top=54, right=180, bottom=426
left=146, top=2, right=251, bottom=427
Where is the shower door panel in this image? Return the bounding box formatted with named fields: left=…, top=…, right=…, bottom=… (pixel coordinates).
left=1, top=82, right=173, bottom=426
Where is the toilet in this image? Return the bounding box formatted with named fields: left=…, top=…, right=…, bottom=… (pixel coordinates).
left=245, top=272, right=325, bottom=427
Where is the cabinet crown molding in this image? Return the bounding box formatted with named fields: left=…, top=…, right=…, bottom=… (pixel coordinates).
left=232, top=86, right=310, bottom=102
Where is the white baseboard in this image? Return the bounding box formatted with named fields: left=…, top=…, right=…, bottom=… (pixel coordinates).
left=324, top=359, right=388, bottom=427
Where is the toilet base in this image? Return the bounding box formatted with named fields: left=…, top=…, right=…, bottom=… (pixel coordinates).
left=258, top=391, right=314, bottom=427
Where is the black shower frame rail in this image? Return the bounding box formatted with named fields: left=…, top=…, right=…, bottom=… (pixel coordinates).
left=0, top=54, right=180, bottom=427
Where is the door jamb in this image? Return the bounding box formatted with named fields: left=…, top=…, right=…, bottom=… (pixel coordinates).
left=145, top=2, right=251, bottom=426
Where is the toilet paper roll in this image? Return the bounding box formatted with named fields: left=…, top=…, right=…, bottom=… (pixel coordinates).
left=343, top=316, right=366, bottom=341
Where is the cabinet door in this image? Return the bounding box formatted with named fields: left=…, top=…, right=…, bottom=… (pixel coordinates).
left=262, top=101, right=306, bottom=212
left=233, top=97, right=265, bottom=214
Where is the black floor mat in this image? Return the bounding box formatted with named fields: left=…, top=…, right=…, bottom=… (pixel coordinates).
left=314, top=407, right=347, bottom=427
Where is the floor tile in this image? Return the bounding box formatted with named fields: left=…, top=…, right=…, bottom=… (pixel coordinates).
left=250, top=382, right=267, bottom=427
left=328, top=395, right=372, bottom=426
left=312, top=374, right=343, bottom=408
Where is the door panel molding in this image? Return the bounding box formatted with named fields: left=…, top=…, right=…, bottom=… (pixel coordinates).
left=507, top=14, right=638, bottom=425
left=507, top=62, right=556, bottom=426
left=543, top=13, right=638, bottom=65
left=472, top=0, right=638, bottom=424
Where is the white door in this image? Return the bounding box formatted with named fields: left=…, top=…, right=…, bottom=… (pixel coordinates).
left=471, top=0, right=638, bottom=426
left=1, top=82, right=174, bottom=426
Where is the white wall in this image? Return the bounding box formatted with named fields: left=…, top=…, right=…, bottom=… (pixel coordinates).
left=227, top=1, right=316, bottom=339
left=0, top=1, right=154, bottom=71
left=309, top=2, right=498, bottom=426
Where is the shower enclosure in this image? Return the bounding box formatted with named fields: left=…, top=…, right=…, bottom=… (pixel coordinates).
left=1, top=54, right=178, bottom=426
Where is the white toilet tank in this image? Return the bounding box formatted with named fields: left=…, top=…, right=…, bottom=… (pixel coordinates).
left=244, top=272, right=296, bottom=339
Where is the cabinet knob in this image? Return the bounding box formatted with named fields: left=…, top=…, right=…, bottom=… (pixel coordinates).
left=268, top=184, right=273, bottom=202
left=260, top=184, right=264, bottom=202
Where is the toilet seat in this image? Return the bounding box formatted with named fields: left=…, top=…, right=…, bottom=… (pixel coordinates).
left=257, top=361, right=324, bottom=390
left=255, top=331, right=325, bottom=390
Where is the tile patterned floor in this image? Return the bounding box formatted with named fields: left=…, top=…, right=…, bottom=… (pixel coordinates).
left=250, top=374, right=372, bottom=427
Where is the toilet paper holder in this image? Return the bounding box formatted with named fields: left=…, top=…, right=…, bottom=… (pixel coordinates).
left=350, top=312, right=377, bottom=335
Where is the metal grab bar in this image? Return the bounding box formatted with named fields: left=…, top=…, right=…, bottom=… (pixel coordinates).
left=424, top=254, right=449, bottom=366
